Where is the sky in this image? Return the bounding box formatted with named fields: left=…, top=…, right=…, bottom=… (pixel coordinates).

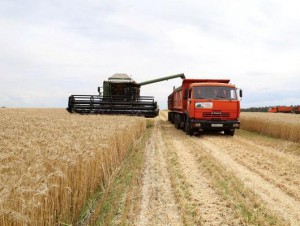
left=0, top=0, right=300, bottom=109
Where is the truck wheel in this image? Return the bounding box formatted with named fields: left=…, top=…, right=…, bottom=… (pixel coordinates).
left=169, top=112, right=174, bottom=124
left=168, top=112, right=172, bottom=121
left=224, top=129, right=235, bottom=136
left=175, top=115, right=181, bottom=129
left=185, top=121, right=193, bottom=136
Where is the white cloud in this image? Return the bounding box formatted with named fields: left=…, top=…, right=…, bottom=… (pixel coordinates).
left=0, top=0, right=300, bottom=108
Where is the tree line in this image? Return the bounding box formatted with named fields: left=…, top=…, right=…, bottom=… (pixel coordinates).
left=242, top=105, right=300, bottom=112
left=241, top=107, right=270, bottom=112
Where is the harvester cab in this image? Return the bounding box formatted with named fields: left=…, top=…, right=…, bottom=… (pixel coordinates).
left=101, top=73, right=140, bottom=99
left=67, top=73, right=185, bottom=117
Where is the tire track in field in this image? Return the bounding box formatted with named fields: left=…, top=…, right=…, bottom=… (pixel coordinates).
left=161, top=120, right=241, bottom=225
left=136, top=117, right=182, bottom=226
left=193, top=135, right=300, bottom=225
left=207, top=135, right=300, bottom=201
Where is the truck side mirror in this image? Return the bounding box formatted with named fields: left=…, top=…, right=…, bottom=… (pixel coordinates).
left=239, top=89, right=243, bottom=98
left=97, top=87, right=101, bottom=95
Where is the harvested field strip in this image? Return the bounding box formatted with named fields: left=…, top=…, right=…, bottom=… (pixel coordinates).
left=212, top=134, right=300, bottom=201
left=191, top=141, right=285, bottom=225
left=237, top=130, right=300, bottom=156
left=164, top=136, right=201, bottom=225
left=0, top=109, right=145, bottom=225
left=197, top=136, right=300, bottom=225
left=160, top=119, right=283, bottom=225
left=162, top=124, right=239, bottom=225
left=137, top=119, right=183, bottom=225
left=240, top=112, right=300, bottom=142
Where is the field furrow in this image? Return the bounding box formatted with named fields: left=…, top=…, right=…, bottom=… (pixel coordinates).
left=195, top=136, right=300, bottom=225
left=161, top=122, right=240, bottom=225
left=136, top=119, right=182, bottom=226
left=206, top=135, right=300, bottom=201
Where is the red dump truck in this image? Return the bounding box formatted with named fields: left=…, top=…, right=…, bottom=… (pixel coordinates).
left=268, top=106, right=300, bottom=113
left=168, top=79, right=242, bottom=136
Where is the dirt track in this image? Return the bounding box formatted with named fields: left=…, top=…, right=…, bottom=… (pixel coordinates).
left=135, top=112, right=300, bottom=225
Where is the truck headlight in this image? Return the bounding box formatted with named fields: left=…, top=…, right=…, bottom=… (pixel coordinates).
left=233, top=123, right=239, bottom=128
left=195, top=123, right=201, bottom=127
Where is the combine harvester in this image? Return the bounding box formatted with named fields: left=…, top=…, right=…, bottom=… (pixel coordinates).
left=67, top=73, right=185, bottom=117
left=168, top=78, right=242, bottom=136
left=268, top=106, right=300, bottom=114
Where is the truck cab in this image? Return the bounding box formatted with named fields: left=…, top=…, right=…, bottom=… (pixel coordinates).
left=186, top=83, right=240, bottom=135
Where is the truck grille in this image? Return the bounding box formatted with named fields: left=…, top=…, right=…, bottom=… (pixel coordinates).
left=203, top=112, right=230, bottom=118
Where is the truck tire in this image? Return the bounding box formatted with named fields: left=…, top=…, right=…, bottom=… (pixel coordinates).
left=185, top=120, right=193, bottom=136
left=168, top=112, right=172, bottom=121
left=169, top=112, right=174, bottom=124
left=174, top=114, right=181, bottom=129
left=224, top=129, right=235, bottom=136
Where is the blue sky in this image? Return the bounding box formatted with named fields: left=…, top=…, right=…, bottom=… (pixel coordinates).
left=1, top=0, right=299, bottom=109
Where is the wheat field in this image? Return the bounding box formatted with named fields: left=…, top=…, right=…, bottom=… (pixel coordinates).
left=240, top=112, right=300, bottom=143
left=0, top=108, right=145, bottom=225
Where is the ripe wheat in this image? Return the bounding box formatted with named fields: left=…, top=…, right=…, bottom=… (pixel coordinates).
left=240, top=112, right=300, bottom=143
left=0, top=108, right=145, bottom=225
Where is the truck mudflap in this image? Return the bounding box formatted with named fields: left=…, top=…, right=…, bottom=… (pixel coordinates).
left=189, top=119, right=240, bottom=130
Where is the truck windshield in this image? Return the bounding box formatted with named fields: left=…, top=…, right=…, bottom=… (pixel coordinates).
left=193, top=86, right=237, bottom=100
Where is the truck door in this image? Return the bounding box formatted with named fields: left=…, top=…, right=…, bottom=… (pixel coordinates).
left=187, top=88, right=194, bottom=117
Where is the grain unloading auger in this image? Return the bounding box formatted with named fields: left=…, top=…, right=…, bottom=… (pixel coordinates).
left=67, top=73, right=185, bottom=117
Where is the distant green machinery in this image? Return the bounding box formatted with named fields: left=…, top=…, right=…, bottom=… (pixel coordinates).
left=67, top=73, right=185, bottom=117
